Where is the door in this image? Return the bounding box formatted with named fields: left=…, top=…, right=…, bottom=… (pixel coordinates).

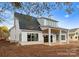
left=44, top=35, right=48, bottom=42
left=44, top=35, right=53, bottom=42
left=51, top=35, right=53, bottom=42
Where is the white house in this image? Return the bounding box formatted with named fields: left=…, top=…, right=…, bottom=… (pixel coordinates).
left=9, top=12, right=69, bottom=45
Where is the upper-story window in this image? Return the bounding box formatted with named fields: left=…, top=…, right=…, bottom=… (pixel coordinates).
left=45, top=19, right=57, bottom=27
left=76, top=32, right=78, bottom=35
left=37, top=17, right=58, bottom=27
left=75, top=32, right=79, bottom=35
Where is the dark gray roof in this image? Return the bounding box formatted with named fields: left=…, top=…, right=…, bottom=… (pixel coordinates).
left=38, top=17, right=58, bottom=22
left=14, top=12, right=41, bottom=31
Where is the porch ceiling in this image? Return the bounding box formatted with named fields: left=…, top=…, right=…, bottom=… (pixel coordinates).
left=42, top=29, right=60, bottom=33
left=42, top=28, right=68, bottom=34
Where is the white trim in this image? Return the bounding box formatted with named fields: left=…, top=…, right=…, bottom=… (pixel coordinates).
left=61, top=34, right=66, bottom=41
left=59, top=30, right=61, bottom=43
left=48, top=28, right=51, bottom=45
left=21, top=31, right=44, bottom=44
left=53, top=34, right=56, bottom=43
left=44, top=19, right=46, bottom=26
left=67, top=30, right=69, bottom=44
left=21, top=29, right=42, bottom=32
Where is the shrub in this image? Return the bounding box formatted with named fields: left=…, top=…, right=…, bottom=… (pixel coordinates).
left=0, top=26, right=9, bottom=40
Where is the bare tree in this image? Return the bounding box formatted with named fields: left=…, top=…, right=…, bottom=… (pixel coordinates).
left=0, top=2, right=75, bottom=22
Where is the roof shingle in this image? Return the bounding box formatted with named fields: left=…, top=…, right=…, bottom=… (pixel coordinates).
left=14, top=12, right=41, bottom=31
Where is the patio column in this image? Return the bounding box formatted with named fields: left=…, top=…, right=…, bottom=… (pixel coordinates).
left=67, top=30, right=69, bottom=44
left=48, top=28, right=51, bottom=45
left=59, top=29, right=61, bottom=44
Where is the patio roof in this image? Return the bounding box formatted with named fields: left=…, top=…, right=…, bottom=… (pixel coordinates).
left=40, top=26, right=68, bottom=30
left=41, top=26, right=68, bottom=34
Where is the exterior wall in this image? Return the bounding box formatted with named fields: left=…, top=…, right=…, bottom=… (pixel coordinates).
left=60, top=33, right=67, bottom=42
left=10, top=17, right=21, bottom=42
left=19, top=30, right=44, bottom=45
left=46, top=20, right=58, bottom=27
left=53, top=34, right=56, bottom=43
left=14, top=17, right=21, bottom=42
left=37, top=18, right=58, bottom=27
left=41, top=27, right=68, bottom=44
left=69, top=29, right=79, bottom=41
left=69, top=35, right=78, bottom=41
left=42, top=31, right=67, bottom=44
left=10, top=14, right=68, bottom=45
left=9, top=27, right=16, bottom=42
left=37, top=18, right=45, bottom=26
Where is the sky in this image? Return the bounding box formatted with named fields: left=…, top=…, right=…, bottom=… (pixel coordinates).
left=0, top=2, right=79, bottom=29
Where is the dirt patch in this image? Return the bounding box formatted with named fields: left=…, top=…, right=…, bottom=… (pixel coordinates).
left=0, top=40, right=79, bottom=57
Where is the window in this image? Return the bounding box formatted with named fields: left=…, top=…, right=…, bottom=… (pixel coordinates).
left=71, top=36, right=72, bottom=39
left=76, top=32, right=78, bottom=35
left=27, top=33, right=31, bottom=41
left=75, top=36, right=77, bottom=39
left=27, top=33, right=38, bottom=41
left=61, top=35, right=65, bottom=40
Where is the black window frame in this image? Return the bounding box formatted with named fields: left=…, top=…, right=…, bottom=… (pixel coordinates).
left=27, top=33, right=38, bottom=41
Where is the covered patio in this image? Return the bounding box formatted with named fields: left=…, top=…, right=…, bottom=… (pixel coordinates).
left=41, top=27, right=69, bottom=45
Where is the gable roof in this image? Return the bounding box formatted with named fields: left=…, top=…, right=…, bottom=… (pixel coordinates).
left=69, top=28, right=79, bottom=32
left=38, top=17, right=58, bottom=22
left=14, top=12, right=41, bottom=31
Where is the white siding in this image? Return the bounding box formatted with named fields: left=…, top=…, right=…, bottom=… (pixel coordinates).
left=53, top=34, right=56, bottom=43
left=44, top=20, right=46, bottom=26
left=60, top=33, right=67, bottom=42
left=37, top=18, right=58, bottom=27
left=20, top=31, right=44, bottom=45
left=21, top=32, right=27, bottom=42
left=10, top=17, right=21, bottom=42
left=37, top=19, right=44, bottom=26
left=14, top=17, right=21, bottom=41
left=9, top=27, right=16, bottom=42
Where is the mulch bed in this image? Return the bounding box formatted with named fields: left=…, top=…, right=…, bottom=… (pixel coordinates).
left=0, top=40, right=79, bottom=57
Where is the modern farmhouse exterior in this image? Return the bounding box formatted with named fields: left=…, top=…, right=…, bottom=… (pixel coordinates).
left=69, top=28, right=79, bottom=42
left=9, top=12, right=69, bottom=45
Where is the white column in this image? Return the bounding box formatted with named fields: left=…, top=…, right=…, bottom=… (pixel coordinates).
left=53, top=34, right=56, bottom=43
left=67, top=30, right=69, bottom=44
left=48, top=28, right=51, bottom=45
left=59, top=30, right=61, bottom=44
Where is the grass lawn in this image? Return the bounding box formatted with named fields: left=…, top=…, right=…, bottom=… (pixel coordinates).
left=0, top=40, right=79, bottom=57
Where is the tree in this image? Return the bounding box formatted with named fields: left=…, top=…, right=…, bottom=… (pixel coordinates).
left=12, top=2, right=74, bottom=15
left=0, top=26, right=9, bottom=40
left=0, top=2, right=76, bottom=22
left=1, top=26, right=9, bottom=32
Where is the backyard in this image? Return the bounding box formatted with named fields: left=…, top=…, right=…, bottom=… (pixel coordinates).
left=0, top=40, right=79, bottom=57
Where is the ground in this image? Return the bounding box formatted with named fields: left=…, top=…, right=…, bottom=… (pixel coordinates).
left=0, top=40, right=79, bottom=57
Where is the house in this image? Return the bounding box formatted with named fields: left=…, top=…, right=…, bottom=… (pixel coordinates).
left=9, top=12, right=69, bottom=45
left=69, top=28, right=79, bottom=42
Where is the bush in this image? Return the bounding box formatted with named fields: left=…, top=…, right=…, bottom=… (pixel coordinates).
left=0, top=26, right=9, bottom=40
